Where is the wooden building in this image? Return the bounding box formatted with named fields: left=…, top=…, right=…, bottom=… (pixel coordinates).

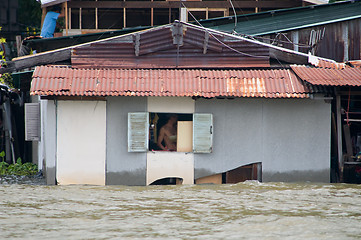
left=39, top=0, right=316, bottom=36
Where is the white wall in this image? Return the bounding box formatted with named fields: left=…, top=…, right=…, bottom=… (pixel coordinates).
left=57, top=101, right=106, bottom=185
left=147, top=152, right=194, bottom=185
left=148, top=97, right=195, bottom=113
left=41, top=99, right=57, bottom=185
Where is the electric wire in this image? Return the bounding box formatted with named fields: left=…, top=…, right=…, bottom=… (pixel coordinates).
left=181, top=2, right=268, bottom=59
left=228, top=0, right=238, bottom=34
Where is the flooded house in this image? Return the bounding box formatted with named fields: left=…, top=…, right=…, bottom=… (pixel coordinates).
left=27, top=22, right=335, bottom=185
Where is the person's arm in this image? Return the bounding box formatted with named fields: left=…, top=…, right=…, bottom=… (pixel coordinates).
left=157, top=128, right=167, bottom=150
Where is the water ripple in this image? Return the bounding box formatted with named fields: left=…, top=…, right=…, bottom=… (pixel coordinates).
left=0, top=181, right=360, bottom=239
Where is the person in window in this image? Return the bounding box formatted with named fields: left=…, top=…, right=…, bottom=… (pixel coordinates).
left=157, top=114, right=177, bottom=151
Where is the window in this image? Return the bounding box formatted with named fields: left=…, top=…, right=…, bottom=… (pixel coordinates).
left=128, top=112, right=213, bottom=153
left=25, top=103, right=40, bottom=141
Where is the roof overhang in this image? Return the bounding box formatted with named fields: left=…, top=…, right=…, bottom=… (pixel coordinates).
left=303, top=0, right=329, bottom=5
left=40, top=0, right=69, bottom=8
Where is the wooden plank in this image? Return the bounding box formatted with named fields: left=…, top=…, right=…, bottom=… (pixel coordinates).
left=343, top=124, right=353, bottom=160
left=16, top=36, right=22, bottom=57
left=64, top=2, right=68, bottom=36
left=270, top=48, right=308, bottom=64
left=177, top=121, right=193, bottom=152
left=336, top=94, right=343, bottom=181
left=195, top=173, right=222, bottom=184
left=344, top=119, right=361, bottom=122
left=0, top=49, right=71, bottom=74
left=68, top=1, right=300, bottom=9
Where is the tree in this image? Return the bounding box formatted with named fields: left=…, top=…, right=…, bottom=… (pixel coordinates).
left=0, top=27, right=13, bottom=87
left=18, top=0, right=42, bottom=33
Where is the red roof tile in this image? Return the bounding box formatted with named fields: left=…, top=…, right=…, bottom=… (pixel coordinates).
left=31, top=65, right=312, bottom=98
left=291, top=65, right=361, bottom=86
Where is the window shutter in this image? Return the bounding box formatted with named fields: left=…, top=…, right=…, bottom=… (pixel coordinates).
left=128, top=112, right=149, bottom=152
left=193, top=113, right=213, bottom=153
left=25, top=103, right=40, bottom=141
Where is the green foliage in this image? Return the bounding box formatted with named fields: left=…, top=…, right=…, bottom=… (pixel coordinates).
left=0, top=30, right=14, bottom=88
left=18, top=0, right=42, bottom=32
left=0, top=157, right=38, bottom=176
left=0, top=151, right=5, bottom=162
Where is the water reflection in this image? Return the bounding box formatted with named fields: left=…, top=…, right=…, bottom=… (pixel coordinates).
left=1, top=180, right=360, bottom=239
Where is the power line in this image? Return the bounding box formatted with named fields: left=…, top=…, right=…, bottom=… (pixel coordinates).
left=181, top=2, right=269, bottom=59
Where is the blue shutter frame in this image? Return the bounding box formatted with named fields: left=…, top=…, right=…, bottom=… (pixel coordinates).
left=128, top=112, right=149, bottom=152
left=193, top=113, right=213, bottom=153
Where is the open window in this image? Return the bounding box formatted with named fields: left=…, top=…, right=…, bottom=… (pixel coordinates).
left=128, top=112, right=213, bottom=153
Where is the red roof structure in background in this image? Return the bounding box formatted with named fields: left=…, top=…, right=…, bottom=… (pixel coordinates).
left=31, top=65, right=313, bottom=98
left=291, top=65, right=361, bottom=86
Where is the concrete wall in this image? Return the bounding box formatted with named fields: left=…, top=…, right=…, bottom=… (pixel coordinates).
left=146, top=152, right=194, bottom=185
left=106, top=96, right=147, bottom=185
left=42, top=99, right=56, bottom=185
left=195, top=98, right=331, bottom=182
left=57, top=101, right=106, bottom=185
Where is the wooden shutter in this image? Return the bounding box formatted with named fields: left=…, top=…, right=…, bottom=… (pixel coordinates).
left=193, top=113, right=213, bottom=153
left=25, top=103, right=40, bottom=141
left=128, top=112, right=149, bottom=152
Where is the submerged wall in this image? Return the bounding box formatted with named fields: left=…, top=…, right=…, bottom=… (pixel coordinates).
left=106, top=96, right=147, bottom=185
left=41, top=96, right=331, bottom=185
left=56, top=100, right=106, bottom=185
left=195, top=98, right=331, bottom=182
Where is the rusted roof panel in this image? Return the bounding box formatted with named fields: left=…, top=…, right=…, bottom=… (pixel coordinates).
left=71, top=24, right=270, bottom=69
left=310, top=58, right=349, bottom=69
left=31, top=65, right=313, bottom=98
left=291, top=65, right=361, bottom=86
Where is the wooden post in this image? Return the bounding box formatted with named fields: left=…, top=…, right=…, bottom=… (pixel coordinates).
left=206, top=7, right=208, bottom=19
left=169, top=8, right=171, bottom=23
left=41, top=7, right=47, bottom=29
left=65, top=2, right=68, bottom=36
left=95, top=0, right=98, bottom=29
left=69, top=8, right=71, bottom=30
left=16, top=35, right=21, bottom=57
left=151, top=0, right=154, bottom=26
left=336, top=93, right=343, bottom=182
left=123, top=0, right=126, bottom=28
left=79, top=8, right=82, bottom=30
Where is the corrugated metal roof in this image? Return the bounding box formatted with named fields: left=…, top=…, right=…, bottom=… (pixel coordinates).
left=308, top=57, right=349, bottom=69
left=291, top=65, right=361, bottom=86
left=31, top=65, right=312, bottom=98
left=200, top=1, right=361, bottom=36
left=71, top=23, right=271, bottom=69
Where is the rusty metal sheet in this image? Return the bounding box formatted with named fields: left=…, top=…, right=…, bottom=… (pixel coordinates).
left=31, top=65, right=312, bottom=98
left=71, top=23, right=270, bottom=69
left=291, top=65, right=361, bottom=86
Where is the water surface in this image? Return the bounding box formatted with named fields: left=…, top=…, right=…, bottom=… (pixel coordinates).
left=1, top=179, right=360, bottom=239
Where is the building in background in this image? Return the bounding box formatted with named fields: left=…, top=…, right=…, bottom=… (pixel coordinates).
left=38, top=0, right=321, bottom=36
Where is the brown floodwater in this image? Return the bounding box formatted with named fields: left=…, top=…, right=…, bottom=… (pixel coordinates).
left=0, top=178, right=360, bottom=239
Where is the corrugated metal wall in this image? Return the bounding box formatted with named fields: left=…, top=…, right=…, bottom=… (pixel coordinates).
left=264, top=18, right=361, bottom=62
